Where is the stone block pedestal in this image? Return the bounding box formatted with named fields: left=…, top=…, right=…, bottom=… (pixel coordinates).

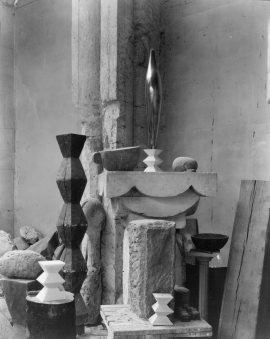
left=98, top=171, right=217, bottom=304
left=0, top=278, right=42, bottom=327
left=128, top=219, right=175, bottom=318
left=100, top=304, right=212, bottom=338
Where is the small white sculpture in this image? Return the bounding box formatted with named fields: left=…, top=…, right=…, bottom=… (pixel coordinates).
left=36, top=260, right=65, bottom=302
left=149, top=293, right=174, bottom=326
left=143, top=149, right=163, bottom=172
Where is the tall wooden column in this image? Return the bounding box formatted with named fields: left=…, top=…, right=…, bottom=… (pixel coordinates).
left=56, top=133, right=88, bottom=333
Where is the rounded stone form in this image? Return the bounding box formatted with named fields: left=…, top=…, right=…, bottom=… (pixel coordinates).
left=172, top=157, right=198, bottom=172
left=0, top=250, right=45, bottom=279
left=20, top=226, right=43, bottom=245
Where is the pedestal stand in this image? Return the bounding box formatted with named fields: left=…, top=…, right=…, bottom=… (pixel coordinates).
left=26, top=292, right=76, bottom=339
left=188, top=250, right=219, bottom=321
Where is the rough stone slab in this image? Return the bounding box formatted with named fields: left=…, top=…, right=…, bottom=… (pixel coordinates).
left=100, top=304, right=212, bottom=338
left=98, top=171, right=217, bottom=198
left=13, top=237, right=29, bottom=250
left=0, top=230, right=16, bottom=257
left=0, top=250, right=45, bottom=279
left=0, top=278, right=42, bottom=326
left=19, top=226, right=43, bottom=245
left=128, top=219, right=176, bottom=319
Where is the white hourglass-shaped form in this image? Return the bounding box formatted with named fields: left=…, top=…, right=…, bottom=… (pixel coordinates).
left=143, top=149, right=163, bottom=172
left=36, top=260, right=65, bottom=302
left=149, top=293, right=174, bottom=326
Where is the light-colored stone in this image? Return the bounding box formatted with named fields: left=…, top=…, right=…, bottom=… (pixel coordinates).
left=13, top=237, right=29, bottom=250
left=98, top=171, right=217, bottom=198
left=72, top=0, right=102, bottom=199
left=0, top=231, right=16, bottom=257
left=100, top=0, right=133, bottom=149
left=0, top=250, right=45, bottom=279
left=128, top=219, right=176, bottom=319
left=0, top=3, right=15, bottom=237
left=81, top=198, right=106, bottom=325
left=20, top=226, right=43, bottom=245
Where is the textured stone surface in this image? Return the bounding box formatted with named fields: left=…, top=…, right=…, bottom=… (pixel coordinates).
left=20, top=226, right=43, bottom=245
left=0, top=250, right=45, bottom=279
left=28, top=231, right=60, bottom=260
left=13, top=237, right=29, bottom=250
left=0, top=3, right=15, bottom=236
left=128, top=219, right=176, bottom=319
left=81, top=198, right=106, bottom=325
left=0, top=231, right=17, bottom=257
left=72, top=0, right=102, bottom=199
left=0, top=278, right=42, bottom=326
left=100, top=0, right=133, bottom=149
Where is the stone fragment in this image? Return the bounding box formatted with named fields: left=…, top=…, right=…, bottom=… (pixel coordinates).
left=128, top=219, right=176, bottom=319
left=0, top=230, right=17, bottom=257
left=0, top=250, right=45, bottom=279
left=13, top=237, right=29, bottom=250
left=81, top=198, right=106, bottom=325
left=28, top=231, right=60, bottom=260
left=20, top=226, right=43, bottom=245
left=0, top=278, right=42, bottom=326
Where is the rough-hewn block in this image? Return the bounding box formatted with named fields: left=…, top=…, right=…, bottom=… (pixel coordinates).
left=128, top=219, right=175, bottom=319
left=0, top=278, right=42, bottom=326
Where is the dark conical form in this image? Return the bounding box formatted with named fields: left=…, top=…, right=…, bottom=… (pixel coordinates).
left=56, top=134, right=86, bottom=158
left=57, top=158, right=87, bottom=203
left=55, top=133, right=88, bottom=332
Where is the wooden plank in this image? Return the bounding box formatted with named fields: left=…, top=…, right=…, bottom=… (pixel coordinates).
left=218, top=180, right=270, bottom=338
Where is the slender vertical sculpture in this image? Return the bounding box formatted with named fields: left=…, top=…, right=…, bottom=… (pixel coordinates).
left=145, top=49, right=162, bottom=149
left=56, top=133, right=88, bottom=332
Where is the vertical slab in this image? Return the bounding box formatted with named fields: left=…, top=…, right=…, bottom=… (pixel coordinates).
left=72, top=0, right=102, bottom=198
left=100, top=0, right=134, bottom=149
left=128, top=219, right=176, bottom=319
left=218, top=180, right=270, bottom=338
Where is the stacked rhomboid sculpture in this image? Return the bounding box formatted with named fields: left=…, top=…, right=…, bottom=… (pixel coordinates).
left=56, top=133, right=88, bottom=331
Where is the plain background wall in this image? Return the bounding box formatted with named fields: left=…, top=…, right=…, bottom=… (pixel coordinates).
left=14, top=0, right=80, bottom=237
left=0, top=3, right=15, bottom=236
left=159, top=0, right=270, bottom=266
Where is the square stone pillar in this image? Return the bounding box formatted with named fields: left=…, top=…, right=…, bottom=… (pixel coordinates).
left=127, top=219, right=176, bottom=319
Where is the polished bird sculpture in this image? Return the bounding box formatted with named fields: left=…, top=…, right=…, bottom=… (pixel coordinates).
left=145, top=49, right=162, bottom=149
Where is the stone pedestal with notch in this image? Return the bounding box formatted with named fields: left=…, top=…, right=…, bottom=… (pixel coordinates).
left=98, top=171, right=217, bottom=305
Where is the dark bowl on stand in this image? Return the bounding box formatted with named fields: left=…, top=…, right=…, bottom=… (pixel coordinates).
left=191, top=233, right=229, bottom=252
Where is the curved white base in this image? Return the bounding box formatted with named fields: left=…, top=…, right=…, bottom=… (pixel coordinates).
left=143, top=149, right=163, bottom=172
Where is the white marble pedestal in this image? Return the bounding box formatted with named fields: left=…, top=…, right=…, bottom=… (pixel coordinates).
left=98, top=171, right=217, bottom=304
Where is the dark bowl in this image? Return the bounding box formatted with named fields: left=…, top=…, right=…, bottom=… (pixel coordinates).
left=191, top=233, right=229, bottom=252
left=93, top=146, right=140, bottom=171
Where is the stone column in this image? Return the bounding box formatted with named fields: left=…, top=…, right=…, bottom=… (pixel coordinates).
left=128, top=219, right=176, bottom=319
left=100, top=0, right=134, bottom=149
left=72, top=0, right=102, bottom=198
left=0, top=2, right=15, bottom=235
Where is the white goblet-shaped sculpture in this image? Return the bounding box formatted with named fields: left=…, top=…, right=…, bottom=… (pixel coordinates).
left=149, top=293, right=173, bottom=326
left=36, top=260, right=65, bottom=302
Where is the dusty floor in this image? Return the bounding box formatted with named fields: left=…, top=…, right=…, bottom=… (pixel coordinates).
left=0, top=286, right=108, bottom=339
